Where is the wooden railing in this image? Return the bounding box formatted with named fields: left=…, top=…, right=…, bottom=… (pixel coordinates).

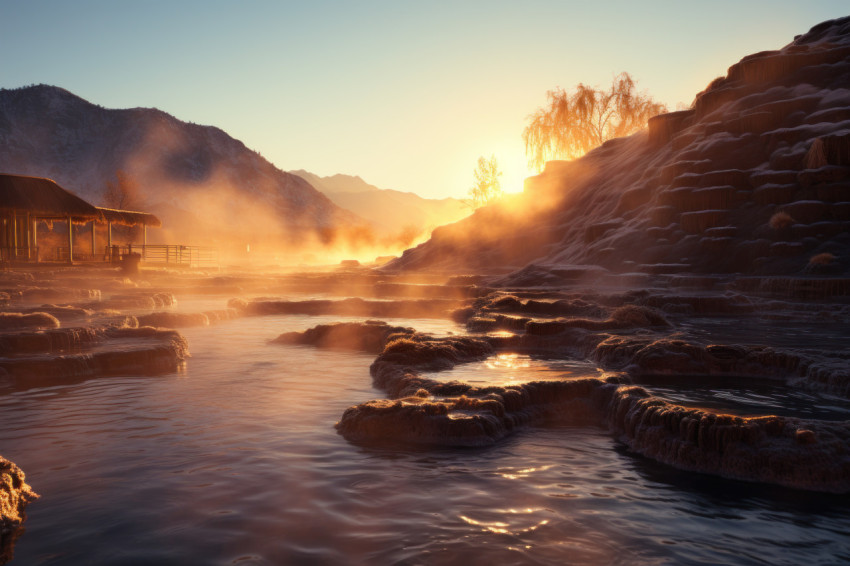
left=52, top=245, right=218, bottom=268
left=117, top=245, right=218, bottom=268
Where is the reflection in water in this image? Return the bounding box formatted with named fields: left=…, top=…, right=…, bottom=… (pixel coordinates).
left=460, top=510, right=549, bottom=535
left=424, top=353, right=605, bottom=385
left=637, top=374, right=850, bottom=421
left=0, top=305, right=848, bottom=565
left=497, top=464, right=554, bottom=480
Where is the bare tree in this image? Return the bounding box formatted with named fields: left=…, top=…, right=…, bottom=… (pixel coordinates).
left=467, top=155, right=503, bottom=209
left=103, top=170, right=141, bottom=210
left=523, top=72, right=667, bottom=171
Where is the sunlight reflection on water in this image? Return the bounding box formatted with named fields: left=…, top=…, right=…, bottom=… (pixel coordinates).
left=424, top=353, right=605, bottom=385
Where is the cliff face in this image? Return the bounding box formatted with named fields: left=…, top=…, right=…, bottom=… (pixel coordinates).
left=389, top=16, right=850, bottom=279
left=0, top=86, right=359, bottom=244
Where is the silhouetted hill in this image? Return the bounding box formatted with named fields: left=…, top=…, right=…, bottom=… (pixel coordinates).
left=388, top=16, right=850, bottom=285
left=0, top=85, right=360, bottom=248
left=290, top=170, right=469, bottom=235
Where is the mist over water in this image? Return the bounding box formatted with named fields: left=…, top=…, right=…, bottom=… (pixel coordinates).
left=2, top=297, right=848, bottom=565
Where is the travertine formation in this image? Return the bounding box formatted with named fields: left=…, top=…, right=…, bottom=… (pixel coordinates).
left=389, top=17, right=850, bottom=284
left=0, top=269, right=190, bottom=383
left=0, top=456, right=37, bottom=564
left=229, top=297, right=465, bottom=319
left=323, top=21, right=850, bottom=493
left=284, top=317, right=850, bottom=493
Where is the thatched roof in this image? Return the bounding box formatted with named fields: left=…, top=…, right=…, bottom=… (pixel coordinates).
left=0, top=173, right=99, bottom=218
left=96, top=207, right=162, bottom=227
left=1, top=173, right=162, bottom=227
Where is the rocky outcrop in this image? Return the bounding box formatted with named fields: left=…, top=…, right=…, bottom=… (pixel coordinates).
left=0, top=312, right=60, bottom=330
left=386, top=17, right=850, bottom=280
left=0, top=326, right=189, bottom=380
left=0, top=326, right=101, bottom=355
left=604, top=386, right=850, bottom=492
left=329, top=325, right=850, bottom=492
left=0, top=456, right=38, bottom=564
left=262, top=274, right=850, bottom=493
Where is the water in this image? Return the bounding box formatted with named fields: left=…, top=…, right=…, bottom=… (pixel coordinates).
left=423, top=354, right=606, bottom=386
left=1, top=303, right=849, bottom=565
left=638, top=375, right=850, bottom=421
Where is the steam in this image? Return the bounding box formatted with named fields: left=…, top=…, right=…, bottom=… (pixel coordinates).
left=103, top=119, right=443, bottom=267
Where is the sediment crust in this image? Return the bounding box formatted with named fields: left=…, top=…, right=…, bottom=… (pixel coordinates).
left=0, top=326, right=101, bottom=356
left=136, top=309, right=238, bottom=328
left=229, top=297, right=464, bottom=319
left=277, top=320, right=850, bottom=493
left=0, top=455, right=38, bottom=564
left=272, top=320, right=415, bottom=354
left=0, top=327, right=189, bottom=379
left=0, top=312, right=60, bottom=330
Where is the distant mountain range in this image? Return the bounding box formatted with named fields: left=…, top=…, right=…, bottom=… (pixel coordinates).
left=290, top=170, right=469, bottom=236
left=0, top=85, right=359, bottom=251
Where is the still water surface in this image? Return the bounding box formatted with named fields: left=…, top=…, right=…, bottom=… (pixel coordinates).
left=1, top=299, right=849, bottom=565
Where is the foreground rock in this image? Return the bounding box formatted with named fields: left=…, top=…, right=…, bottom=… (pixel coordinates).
left=0, top=312, right=60, bottom=331
left=0, top=456, right=37, bottom=565
left=0, top=326, right=189, bottom=382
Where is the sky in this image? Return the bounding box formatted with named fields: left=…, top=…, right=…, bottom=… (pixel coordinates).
left=2, top=1, right=848, bottom=199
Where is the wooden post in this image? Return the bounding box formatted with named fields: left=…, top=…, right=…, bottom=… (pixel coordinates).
left=32, top=218, right=38, bottom=263
left=67, top=215, right=74, bottom=263
left=143, top=225, right=147, bottom=260
left=11, top=214, right=17, bottom=260
left=91, top=221, right=97, bottom=258
left=107, top=222, right=112, bottom=261
left=24, top=213, right=30, bottom=260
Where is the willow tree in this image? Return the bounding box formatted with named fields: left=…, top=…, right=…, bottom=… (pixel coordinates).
left=522, top=72, right=667, bottom=171
left=467, top=154, right=503, bottom=208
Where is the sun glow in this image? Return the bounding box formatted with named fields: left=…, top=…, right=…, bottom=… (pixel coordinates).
left=495, top=147, right=536, bottom=196
left=457, top=139, right=536, bottom=201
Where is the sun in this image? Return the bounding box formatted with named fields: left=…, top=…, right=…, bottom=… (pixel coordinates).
left=488, top=139, right=537, bottom=195
left=500, top=155, right=537, bottom=195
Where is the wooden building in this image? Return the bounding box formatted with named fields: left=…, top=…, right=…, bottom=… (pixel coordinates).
left=95, top=206, right=162, bottom=262
left=0, top=173, right=161, bottom=263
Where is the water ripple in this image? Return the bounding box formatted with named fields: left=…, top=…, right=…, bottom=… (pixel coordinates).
left=0, top=316, right=848, bottom=565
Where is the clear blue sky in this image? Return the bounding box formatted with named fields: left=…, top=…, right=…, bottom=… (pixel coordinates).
left=2, top=1, right=847, bottom=198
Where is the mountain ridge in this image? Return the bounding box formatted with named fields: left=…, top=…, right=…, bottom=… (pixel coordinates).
left=0, top=84, right=362, bottom=249
left=290, top=169, right=469, bottom=235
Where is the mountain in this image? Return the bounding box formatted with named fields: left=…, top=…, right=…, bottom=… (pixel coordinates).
left=290, top=170, right=470, bottom=236
left=387, top=16, right=850, bottom=283
left=0, top=85, right=360, bottom=251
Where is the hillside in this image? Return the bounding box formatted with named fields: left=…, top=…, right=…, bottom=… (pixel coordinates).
left=388, top=16, right=850, bottom=284
left=0, top=85, right=360, bottom=252
left=290, top=170, right=469, bottom=236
